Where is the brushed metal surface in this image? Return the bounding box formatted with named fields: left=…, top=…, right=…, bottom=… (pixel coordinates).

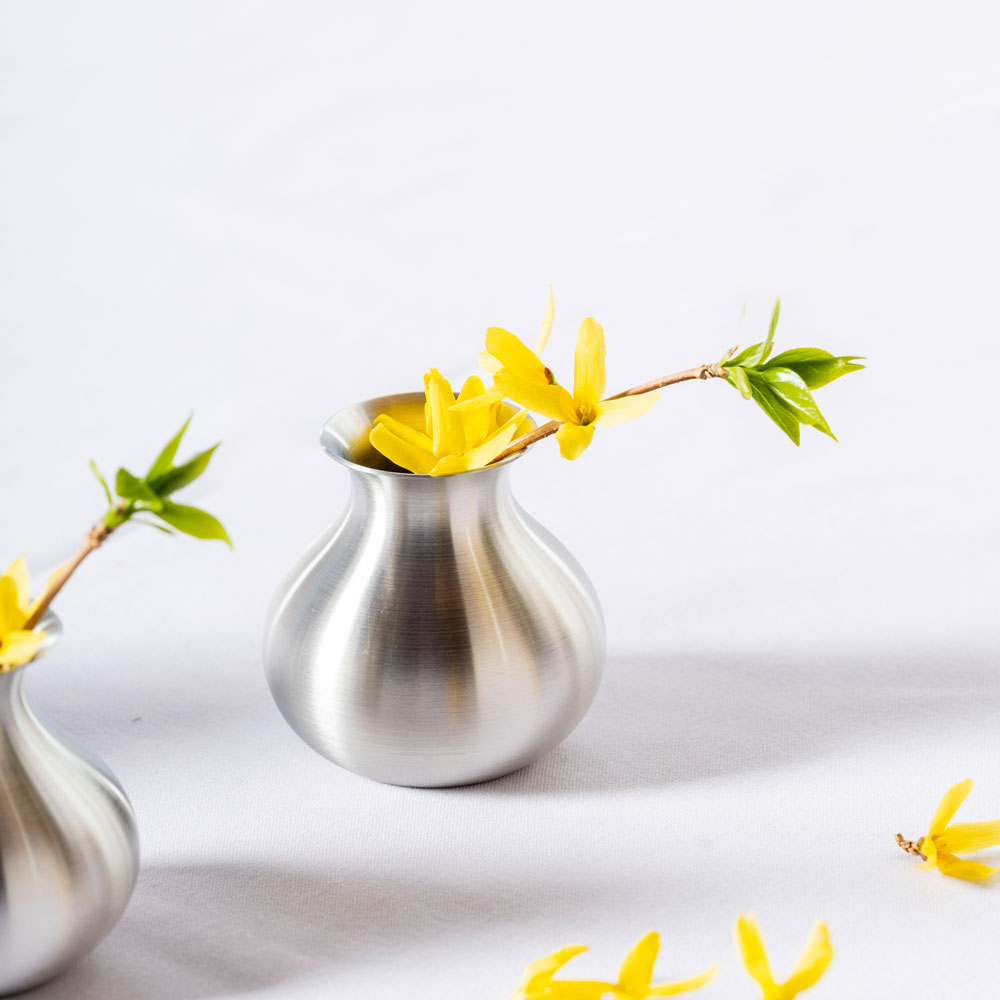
left=0, top=613, right=139, bottom=995
left=264, top=392, right=606, bottom=787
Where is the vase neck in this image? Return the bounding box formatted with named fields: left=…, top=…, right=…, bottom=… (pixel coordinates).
left=348, top=464, right=514, bottom=532
left=0, top=668, right=27, bottom=723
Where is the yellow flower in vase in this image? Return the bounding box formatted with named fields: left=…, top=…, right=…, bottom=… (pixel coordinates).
left=493, top=318, right=659, bottom=460
left=369, top=370, right=530, bottom=475
left=0, top=558, right=47, bottom=669
left=897, top=779, right=1000, bottom=880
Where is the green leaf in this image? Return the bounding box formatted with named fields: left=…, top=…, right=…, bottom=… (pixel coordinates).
left=148, top=444, right=220, bottom=497
left=726, top=341, right=764, bottom=368
left=90, top=460, right=113, bottom=506
left=745, top=372, right=801, bottom=445
left=146, top=414, right=192, bottom=480
left=154, top=500, right=232, bottom=546
left=761, top=367, right=836, bottom=439
left=115, top=468, right=163, bottom=508
left=727, top=365, right=753, bottom=399
left=764, top=349, right=865, bottom=389
left=760, top=297, right=780, bottom=363
left=131, top=517, right=175, bottom=535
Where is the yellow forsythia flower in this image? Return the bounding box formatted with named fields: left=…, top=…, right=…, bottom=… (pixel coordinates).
left=602, top=931, right=718, bottom=998
left=508, top=944, right=613, bottom=1000
left=0, top=558, right=47, bottom=670
left=511, top=933, right=717, bottom=1000
left=903, top=779, right=1000, bottom=880
left=481, top=285, right=556, bottom=377
left=369, top=371, right=529, bottom=476
left=736, top=916, right=832, bottom=1000
left=492, top=318, right=658, bottom=460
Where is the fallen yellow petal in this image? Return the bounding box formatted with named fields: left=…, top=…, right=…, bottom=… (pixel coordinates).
left=929, top=779, right=973, bottom=836
left=934, top=851, right=997, bottom=881
left=938, top=820, right=1000, bottom=855
left=647, top=964, right=720, bottom=996
left=618, top=931, right=659, bottom=995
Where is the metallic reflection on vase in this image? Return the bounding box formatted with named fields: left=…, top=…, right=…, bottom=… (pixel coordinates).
left=265, top=393, right=606, bottom=787
left=0, top=614, right=139, bottom=995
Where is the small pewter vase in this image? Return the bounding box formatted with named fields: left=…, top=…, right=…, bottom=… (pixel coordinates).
left=265, top=393, right=606, bottom=787
left=0, top=613, right=139, bottom=995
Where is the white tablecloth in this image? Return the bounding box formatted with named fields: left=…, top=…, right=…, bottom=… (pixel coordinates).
left=3, top=1, right=999, bottom=995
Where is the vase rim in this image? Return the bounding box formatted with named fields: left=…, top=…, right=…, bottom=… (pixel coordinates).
left=320, top=391, right=533, bottom=479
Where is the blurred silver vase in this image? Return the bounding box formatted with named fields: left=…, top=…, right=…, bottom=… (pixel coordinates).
left=0, top=613, right=139, bottom=995
left=265, top=393, right=606, bottom=787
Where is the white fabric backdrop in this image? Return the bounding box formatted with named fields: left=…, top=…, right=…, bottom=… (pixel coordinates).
left=3, top=1, right=1000, bottom=996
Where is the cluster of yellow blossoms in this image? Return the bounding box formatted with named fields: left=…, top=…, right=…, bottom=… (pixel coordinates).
left=511, top=920, right=832, bottom=1000
left=0, top=558, right=47, bottom=670
left=368, top=289, right=659, bottom=474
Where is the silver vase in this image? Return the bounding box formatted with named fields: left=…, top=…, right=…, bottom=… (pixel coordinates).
left=265, top=392, right=606, bottom=787
left=0, top=613, right=139, bottom=995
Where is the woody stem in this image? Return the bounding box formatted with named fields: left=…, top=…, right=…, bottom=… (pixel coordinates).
left=24, top=506, right=125, bottom=631
left=491, top=362, right=727, bottom=464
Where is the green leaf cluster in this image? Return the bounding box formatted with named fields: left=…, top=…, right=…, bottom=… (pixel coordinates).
left=721, top=299, right=864, bottom=445
left=90, top=416, right=231, bottom=545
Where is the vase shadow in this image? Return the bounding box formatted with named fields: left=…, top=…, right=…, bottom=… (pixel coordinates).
left=474, top=647, right=1000, bottom=795
left=27, top=860, right=588, bottom=1000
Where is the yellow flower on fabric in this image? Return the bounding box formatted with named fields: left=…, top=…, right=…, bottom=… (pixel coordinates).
left=509, top=944, right=614, bottom=1000
left=898, top=779, right=1000, bottom=880
left=369, top=370, right=529, bottom=476
left=603, top=931, right=718, bottom=998
left=480, top=285, right=556, bottom=381
left=0, top=557, right=47, bottom=670
left=736, top=916, right=832, bottom=1000
left=493, top=317, right=659, bottom=460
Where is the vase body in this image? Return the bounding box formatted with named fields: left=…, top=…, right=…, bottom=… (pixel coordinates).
left=0, top=615, right=139, bottom=995
left=265, top=393, right=606, bottom=787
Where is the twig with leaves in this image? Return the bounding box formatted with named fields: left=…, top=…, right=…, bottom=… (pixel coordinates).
left=23, top=416, right=230, bottom=631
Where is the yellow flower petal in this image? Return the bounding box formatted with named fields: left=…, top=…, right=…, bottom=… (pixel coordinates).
left=368, top=423, right=437, bottom=475
left=784, top=924, right=833, bottom=994
left=938, top=820, right=1000, bottom=855
left=929, top=779, right=973, bottom=836
left=479, top=350, right=503, bottom=375
left=373, top=414, right=434, bottom=453
left=5, top=556, right=30, bottom=613
left=449, top=392, right=504, bottom=413
left=495, top=372, right=577, bottom=423
left=536, top=284, right=555, bottom=355
left=648, top=964, right=720, bottom=996
left=485, top=327, right=553, bottom=385
left=463, top=410, right=526, bottom=470
left=735, top=916, right=776, bottom=992
left=429, top=455, right=468, bottom=476
left=516, top=945, right=589, bottom=994
left=593, top=392, right=660, bottom=428
left=573, top=317, right=606, bottom=413
left=618, top=931, right=659, bottom=995
left=0, top=576, right=24, bottom=636
left=0, top=629, right=46, bottom=668
left=935, top=850, right=997, bottom=881
left=425, top=368, right=458, bottom=457
left=555, top=422, right=595, bottom=460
